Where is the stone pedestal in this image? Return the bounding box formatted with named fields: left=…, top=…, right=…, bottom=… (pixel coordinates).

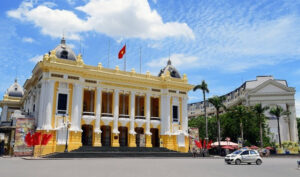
left=146, top=134, right=152, bottom=148
left=93, top=132, right=102, bottom=147
left=112, top=133, right=120, bottom=147
left=128, top=134, right=136, bottom=147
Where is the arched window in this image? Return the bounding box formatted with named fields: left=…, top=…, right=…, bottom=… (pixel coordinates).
left=60, top=50, right=68, bottom=59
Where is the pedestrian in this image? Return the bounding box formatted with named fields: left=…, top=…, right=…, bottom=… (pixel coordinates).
left=0, top=140, right=4, bottom=156
left=192, top=146, right=197, bottom=158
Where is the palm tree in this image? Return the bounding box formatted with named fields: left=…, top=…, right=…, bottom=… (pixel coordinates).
left=269, top=105, right=289, bottom=148
left=193, top=80, right=210, bottom=140
left=208, top=96, right=226, bottom=154
left=233, top=105, right=248, bottom=146
left=253, top=103, right=269, bottom=148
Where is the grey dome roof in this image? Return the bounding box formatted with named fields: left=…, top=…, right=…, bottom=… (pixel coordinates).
left=158, top=59, right=181, bottom=78
left=54, top=38, right=77, bottom=61
left=7, top=79, right=24, bottom=97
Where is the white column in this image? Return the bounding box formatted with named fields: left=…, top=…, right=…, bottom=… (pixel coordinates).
left=160, top=89, right=171, bottom=135
left=113, top=89, right=119, bottom=134
left=70, top=83, right=83, bottom=131
left=181, top=97, right=188, bottom=135
left=37, top=80, right=46, bottom=129
left=42, top=80, right=55, bottom=130
left=1, top=105, right=8, bottom=122
left=95, top=87, right=102, bottom=133
left=145, top=93, right=151, bottom=135
left=288, top=104, right=297, bottom=142
left=129, top=91, right=135, bottom=134
left=34, top=91, right=40, bottom=122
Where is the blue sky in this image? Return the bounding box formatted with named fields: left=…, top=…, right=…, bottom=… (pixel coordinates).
left=1, top=0, right=300, bottom=116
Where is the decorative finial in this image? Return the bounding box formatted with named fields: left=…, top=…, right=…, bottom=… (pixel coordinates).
left=15, top=78, right=17, bottom=83
left=167, top=59, right=171, bottom=65
left=61, top=30, right=66, bottom=45
left=61, top=37, right=66, bottom=45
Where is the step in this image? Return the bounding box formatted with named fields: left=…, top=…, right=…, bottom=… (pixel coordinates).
left=45, top=152, right=192, bottom=158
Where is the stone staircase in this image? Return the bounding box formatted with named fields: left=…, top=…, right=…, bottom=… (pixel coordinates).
left=45, top=146, right=192, bottom=158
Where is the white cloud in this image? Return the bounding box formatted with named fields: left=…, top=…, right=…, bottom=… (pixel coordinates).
left=66, top=0, right=76, bottom=6
left=147, top=53, right=199, bottom=71
left=29, top=55, right=43, bottom=63
left=22, top=37, right=34, bottom=43
left=7, top=0, right=194, bottom=40
left=152, top=0, right=157, bottom=4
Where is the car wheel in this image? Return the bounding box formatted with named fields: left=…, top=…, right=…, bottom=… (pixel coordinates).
left=235, top=159, right=241, bottom=165
left=226, top=162, right=231, bottom=165
left=256, top=159, right=262, bottom=165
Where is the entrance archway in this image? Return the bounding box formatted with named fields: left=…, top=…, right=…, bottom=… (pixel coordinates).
left=101, top=126, right=111, bottom=146
left=82, top=125, right=93, bottom=146
left=118, top=127, right=128, bottom=147
left=135, top=127, right=144, bottom=147
left=151, top=128, right=159, bottom=147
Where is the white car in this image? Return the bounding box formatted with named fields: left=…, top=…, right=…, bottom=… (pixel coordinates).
left=225, top=149, right=263, bottom=165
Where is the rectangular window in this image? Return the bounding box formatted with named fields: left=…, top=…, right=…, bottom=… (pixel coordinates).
left=135, top=96, right=145, bottom=118
left=172, top=105, right=178, bottom=122
left=150, top=97, right=159, bottom=118
left=57, top=93, right=68, bottom=114
left=83, top=90, right=95, bottom=115
left=101, top=92, right=112, bottom=115
left=119, top=94, right=129, bottom=117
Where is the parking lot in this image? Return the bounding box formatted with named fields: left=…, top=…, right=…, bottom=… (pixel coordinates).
left=0, top=157, right=299, bottom=177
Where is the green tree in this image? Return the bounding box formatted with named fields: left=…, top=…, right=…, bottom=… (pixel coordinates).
left=222, top=105, right=249, bottom=145
left=193, top=80, right=209, bottom=140
left=188, top=116, right=218, bottom=141
left=269, top=105, right=290, bottom=148
left=297, top=118, right=300, bottom=142
left=208, top=96, right=226, bottom=153
left=253, top=103, right=269, bottom=148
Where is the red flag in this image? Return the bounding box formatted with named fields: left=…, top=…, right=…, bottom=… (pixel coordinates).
left=207, top=140, right=213, bottom=149
left=195, top=140, right=202, bottom=149
left=118, top=45, right=126, bottom=59
left=41, top=134, right=53, bottom=145
left=32, top=132, right=42, bottom=145
left=25, top=132, right=33, bottom=147
left=203, top=139, right=206, bottom=149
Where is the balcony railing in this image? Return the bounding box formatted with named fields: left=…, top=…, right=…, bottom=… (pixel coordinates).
left=119, top=114, right=130, bottom=119
left=101, top=113, right=113, bottom=117
left=150, top=117, right=160, bottom=121
left=57, top=110, right=67, bottom=115
left=135, top=115, right=146, bottom=120
left=82, top=112, right=95, bottom=116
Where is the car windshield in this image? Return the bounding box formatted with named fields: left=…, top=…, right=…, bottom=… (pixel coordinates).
left=232, top=150, right=242, bottom=154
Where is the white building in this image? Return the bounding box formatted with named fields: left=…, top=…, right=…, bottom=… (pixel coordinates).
left=188, top=76, right=298, bottom=144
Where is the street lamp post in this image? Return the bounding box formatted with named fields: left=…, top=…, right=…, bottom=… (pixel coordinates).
left=63, top=114, right=71, bottom=153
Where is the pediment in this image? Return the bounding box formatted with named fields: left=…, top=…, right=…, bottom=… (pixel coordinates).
left=250, top=80, right=293, bottom=94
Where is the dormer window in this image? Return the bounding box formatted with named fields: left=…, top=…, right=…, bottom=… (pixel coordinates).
left=15, top=88, right=17, bottom=91
left=60, top=50, right=68, bottom=59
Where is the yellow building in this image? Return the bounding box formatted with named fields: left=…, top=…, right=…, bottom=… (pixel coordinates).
left=0, top=38, right=193, bottom=156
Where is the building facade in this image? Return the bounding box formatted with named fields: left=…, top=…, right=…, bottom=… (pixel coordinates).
left=0, top=38, right=193, bottom=155
left=188, top=76, right=298, bottom=144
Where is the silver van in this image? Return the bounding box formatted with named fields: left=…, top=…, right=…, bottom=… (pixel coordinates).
left=225, top=149, right=263, bottom=165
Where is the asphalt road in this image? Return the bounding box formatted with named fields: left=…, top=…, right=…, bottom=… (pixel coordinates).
left=0, top=157, right=299, bottom=177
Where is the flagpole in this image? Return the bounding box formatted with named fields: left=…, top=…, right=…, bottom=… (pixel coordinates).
left=139, top=46, right=141, bottom=73
left=108, top=39, right=110, bottom=68
left=124, top=43, right=126, bottom=71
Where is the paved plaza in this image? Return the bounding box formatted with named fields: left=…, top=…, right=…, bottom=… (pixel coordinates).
left=0, top=157, right=299, bottom=177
